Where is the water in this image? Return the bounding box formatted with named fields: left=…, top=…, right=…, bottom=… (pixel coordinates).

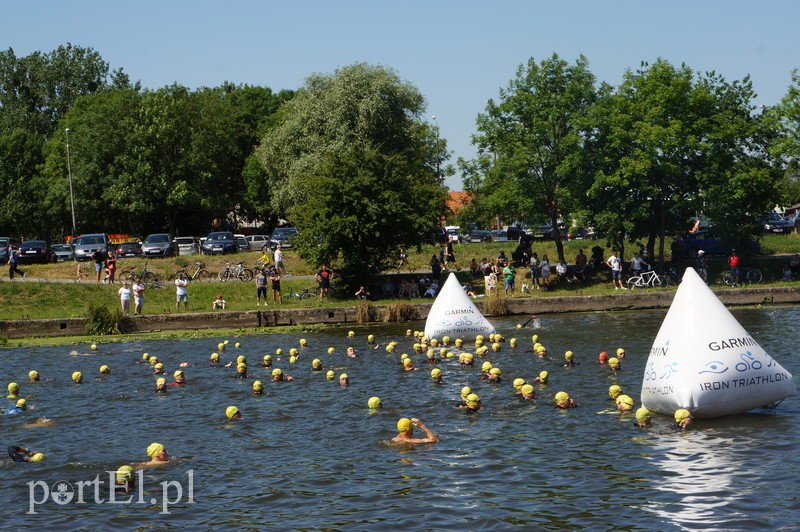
left=1, top=307, right=799, bottom=530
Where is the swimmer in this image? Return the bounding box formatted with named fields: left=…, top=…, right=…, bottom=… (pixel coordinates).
left=100, top=365, right=111, bottom=375
left=226, top=406, right=242, bottom=420
left=236, top=363, right=248, bottom=379
left=169, top=370, right=186, bottom=386
left=139, top=442, right=169, bottom=466
left=513, top=378, right=526, bottom=395
left=272, top=368, right=294, bottom=382
left=346, top=347, right=358, bottom=358
left=72, top=372, right=83, bottom=384
left=461, top=393, right=481, bottom=414
left=608, top=357, right=622, bottom=371
left=533, top=371, right=548, bottom=385
left=3, top=399, right=27, bottom=416
left=554, top=391, right=577, bottom=409
left=28, top=371, right=40, bottom=383
left=210, top=353, right=220, bottom=364
left=598, top=351, right=608, bottom=365
left=455, top=386, right=471, bottom=408
left=615, top=347, right=625, bottom=360
left=608, top=385, right=623, bottom=401
left=460, top=353, right=474, bottom=366
left=402, top=359, right=416, bottom=372
left=310, top=359, right=322, bottom=371
left=487, top=367, right=502, bottom=383
left=368, top=396, right=382, bottom=409
left=153, top=362, right=164, bottom=375
left=674, top=409, right=693, bottom=430
left=430, top=368, right=442, bottom=384
left=425, top=350, right=440, bottom=364
left=339, top=373, right=349, bottom=387
left=263, top=355, right=272, bottom=368
left=155, top=378, right=167, bottom=393
left=615, top=394, right=634, bottom=413
left=563, top=351, right=578, bottom=367
left=390, top=417, right=440, bottom=444
left=253, top=380, right=264, bottom=396
left=520, top=384, right=536, bottom=401
left=634, top=407, right=652, bottom=428
left=325, top=370, right=335, bottom=381
left=7, top=446, right=44, bottom=462
left=115, top=465, right=135, bottom=491
left=7, top=382, right=19, bottom=399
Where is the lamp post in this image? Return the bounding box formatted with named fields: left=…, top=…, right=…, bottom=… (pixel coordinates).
left=65, top=128, right=77, bottom=240
left=432, top=115, right=440, bottom=181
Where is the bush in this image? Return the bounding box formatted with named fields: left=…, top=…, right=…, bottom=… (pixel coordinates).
left=85, top=304, right=127, bottom=335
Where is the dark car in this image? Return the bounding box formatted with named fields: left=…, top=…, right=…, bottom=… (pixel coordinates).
left=115, top=242, right=142, bottom=258
left=17, top=240, right=57, bottom=264
left=202, top=231, right=238, bottom=255
left=682, top=230, right=737, bottom=258
left=52, top=243, right=74, bottom=261
left=235, top=235, right=250, bottom=252
left=469, top=228, right=492, bottom=243
left=269, top=227, right=299, bottom=250
left=762, top=212, right=794, bottom=234
left=141, top=233, right=178, bottom=257
left=421, top=227, right=447, bottom=245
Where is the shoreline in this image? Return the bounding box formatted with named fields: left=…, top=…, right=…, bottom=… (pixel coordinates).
left=2, top=285, right=798, bottom=342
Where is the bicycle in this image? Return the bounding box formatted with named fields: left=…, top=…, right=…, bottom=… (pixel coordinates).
left=172, top=262, right=212, bottom=282
left=119, top=263, right=158, bottom=286
left=218, top=261, right=254, bottom=282
left=626, top=270, right=668, bottom=290
left=723, top=267, right=762, bottom=287
left=285, top=286, right=317, bottom=300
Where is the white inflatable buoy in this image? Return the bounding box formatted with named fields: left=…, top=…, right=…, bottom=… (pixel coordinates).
left=641, top=267, right=795, bottom=418
left=424, top=272, right=496, bottom=341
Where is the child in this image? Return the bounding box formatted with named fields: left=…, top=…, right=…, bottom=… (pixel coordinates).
left=212, top=295, right=227, bottom=310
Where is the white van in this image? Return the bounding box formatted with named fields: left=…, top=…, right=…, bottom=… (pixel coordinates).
left=445, top=226, right=461, bottom=243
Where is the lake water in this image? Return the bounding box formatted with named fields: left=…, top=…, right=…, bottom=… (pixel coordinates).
left=1, top=307, right=798, bottom=530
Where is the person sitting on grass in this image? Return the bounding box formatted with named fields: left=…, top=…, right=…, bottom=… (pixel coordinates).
left=213, top=295, right=227, bottom=310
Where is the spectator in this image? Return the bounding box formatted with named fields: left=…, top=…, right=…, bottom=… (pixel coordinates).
left=424, top=280, right=439, bottom=298
left=573, top=249, right=587, bottom=282
left=274, top=244, right=286, bottom=275
left=212, top=295, right=227, bottom=310
left=782, top=264, right=793, bottom=282
left=727, top=250, right=740, bottom=286
left=91, top=246, right=107, bottom=283
left=175, top=276, right=189, bottom=311
left=105, top=251, right=117, bottom=284
left=430, top=255, right=442, bottom=280
left=256, top=268, right=268, bottom=306
left=630, top=252, right=649, bottom=276
left=7, top=247, right=24, bottom=280
left=540, top=254, right=551, bottom=289
left=397, top=279, right=415, bottom=298
left=555, top=259, right=569, bottom=284
left=269, top=268, right=282, bottom=304
left=529, top=252, right=540, bottom=289
left=316, top=264, right=333, bottom=302
left=132, top=278, right=145, bottom=315
left=502, top=261, right=516, bottom=296
left=118, top=281, right=131, bottom=316
left=606, top=249, right=624, bottom=290
left=469, top=258, right=481, bottom=278
left=497, top=251, right=508, bottom=265
left=444, top=240, right=459, bottom=270
left=355, top=285, right=370, bottom=300
left=381, top=277, right=396, bottom=298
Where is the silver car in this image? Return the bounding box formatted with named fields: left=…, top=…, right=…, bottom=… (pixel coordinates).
left=173, top=237, right=199, bottom=256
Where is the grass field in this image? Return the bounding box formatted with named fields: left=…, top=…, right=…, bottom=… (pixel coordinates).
left=1, top=234, right=799, bottom=322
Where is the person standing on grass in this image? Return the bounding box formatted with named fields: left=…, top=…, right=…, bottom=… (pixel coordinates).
left=502, top=261, right=516, bottom=296
left=274, top=244, right=286, bottom=275
left=118, top=281, right=131, bottom=316
left=8, top=247, right=24, bottom=279
left=104, top=251, right=117, bottom=284
left=606, top=249, right=624, bottom=290
left=269, top=267, right=282, bottom=304
left=316, top=264, right=333, bottom=302
left=132, top=277, right=145, bottom=315
left=91, top=246, right=107, bottom=283
left=256, top=268, right=268, bottom=306
left=175, top=276, right=189, bottom=311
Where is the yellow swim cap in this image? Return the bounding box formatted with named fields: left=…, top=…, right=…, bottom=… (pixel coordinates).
left=461, top=386, right=472, bottom=397
left=521, top=384, right=534, bottom=395
left=142, top=353, right=150, bottom=360
left=218, top=342, right=225, bottom=351
left=210, top=352, right=220, bottom=362
left=348, top=330, right=355, bottom=338
left=29, top=453, right=45, bottom=462
left=491, top=342, right=500, bottom=352
left=235, top=342, right=241, bottom=349
left=8, top=382, right=19, bottom=393
left=565, top=351, right=573, bottom=360
left=442, top=335, right=450, bottom=344
left=154, top=362, right=164, bottom=370
left=385, top=345, right=395, bottom=353
left=174, top=370, right=184, bottom=378
left=616, top=348, right=625, bottom=355
left=608, top=385, right=622, bottom=398
left=328, top=347, right=335, bottom=354
left=609, top=357, right=620, bottom=366
left=481, top=361, right=493, bottom=372
left=289, top=348, right=298, bottom=356
left=400, top=353, right=409, bottom=360
left=272, top=368, right=282, bottom=376
left=476, top=334, right=484, bottom=342
left=276, top=348, right=283, bottom=355
left=237, top=363, right=247, bottom=372
left=532, top=334, right=539, bottom=343
left=253, top=380, right=263, bottom=391
left=149, top=356, right=158, bottom=365
left=156, top=378, right=166, bottom=386
left=264, top=355, right=272, bottom=361
left=367, top=335, right=374, bottom=343
left=339, top=373, right=348, bottom=380
left=397, top=418, right=412, bottom=433
left=431, top=368, right=442, bottom=378
left=635, top=407, right=651, bottom=422
left=616, top=394, right=634, bottom=410
left=513, top=378, right=525, bottom=390
left=326, top=370, right=335, bottom=380
left=403, top=359, right=412, bottom=367
left=455, top=338, right=463, bottom=346
left=289, top=356, right=297, bottom=364
left=146, top=442, right=165, bottom=458
left=299, top=338, right=308, bottom=346
left=100, top=365, right=110, bottom=374
left=555, top=391, right=569, bottom=404
left=224, top=340, right=230, bottom=345
left=466, top=393, right=480, bottom=407
left=72, top=371, right=82, bottom=382
left=29, top=370, right=39, bottom=380
left=237, top=355, right=246, bottom=364
left=226, top=406, right=240, bottom=419
left=430, top=338, right=439, bottom=347
left=116, top=465, right=133, bottom=483
left=490, top=367, right=501, bottom=376
left=16, top=398, right=26, bottom=408
left=475, top=339, right=484, bottom=348
left=539, top=371, right=549, bottom=383
left=674, top=409, right=692, bottom=423
left=510, top=338, right=518, bottom=347
left=368, top=396, right=381, bottom=409
left=312, top=359, right=321, bottom=368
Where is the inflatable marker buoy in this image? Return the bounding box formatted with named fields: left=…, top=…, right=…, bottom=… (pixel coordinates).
left=424, top=273, right=495, bottom=341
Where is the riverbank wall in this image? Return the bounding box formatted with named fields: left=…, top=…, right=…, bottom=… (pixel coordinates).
left=2, top=286, right=798, bottom=339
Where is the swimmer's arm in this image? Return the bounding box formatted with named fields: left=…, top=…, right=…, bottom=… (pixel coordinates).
left=412, top=419, right=439, bottom=443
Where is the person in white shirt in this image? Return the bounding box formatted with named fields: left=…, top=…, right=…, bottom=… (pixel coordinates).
left=175, top=277, right=189, bottom=311
left=606, top=250, right=625, bottom=290
left=132, top=279, right=145, bottom=315
left=118, top=281, right=131, bottom=316
left=630, top=252, right=649, bottom=277
left=274, top=245, right=286, bottom=275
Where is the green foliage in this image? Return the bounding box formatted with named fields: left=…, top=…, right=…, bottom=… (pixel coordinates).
left=85, top=303, right=125, bottom=335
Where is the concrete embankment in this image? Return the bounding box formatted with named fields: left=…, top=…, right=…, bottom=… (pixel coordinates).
left=1, top=286, right=798, bottom=339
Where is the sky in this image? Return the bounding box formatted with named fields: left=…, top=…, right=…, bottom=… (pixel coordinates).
left=3, top=1, right=799, bottom=191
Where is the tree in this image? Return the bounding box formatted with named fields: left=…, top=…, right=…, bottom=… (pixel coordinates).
left=256, top=63, right=447, bottom=288
left=770, top=69, right=800, bottom=202
left=465, top=54, right=598, bottom=262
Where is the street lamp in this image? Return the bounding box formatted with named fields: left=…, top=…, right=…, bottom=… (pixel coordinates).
left=65, top=128, right=77, bottom=240
left=432, top=115, right=440, bottom=181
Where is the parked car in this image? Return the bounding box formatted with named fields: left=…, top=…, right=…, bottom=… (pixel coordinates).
left=73, top=233, right=111, bottom=261
left=201, top=231, right=238, bottom=255
left=115, top=242, right=142, bottom=258
left=682, top=230, right=739, bottom=258
left=17, top=240, right=57, bottom=264
left=246, top=235, right=270, bottom=251
left=445, top=226, right=462, bottom=243
left=469, top=228, right=492, bottom=243
left=173, top=237, right=199, bottom=256
left=0, top=236, right=22, bottom=263
left=762, top=212, right=794, bottom=234
left=421, top=227, right=447, bottom=245
left=234, top=234, right=250, bottom=251
left=489, top=229, right=509, bottom=242
left=141, top=233, right=178, bottom=257
left=51, top=243, right=75, bottom=261
left=269, top=227, right=299, bottom=250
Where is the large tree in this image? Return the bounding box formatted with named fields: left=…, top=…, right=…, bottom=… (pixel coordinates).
left=256, top=63, right=447, bottom=288
left=465, top=54, right=598, bottom=262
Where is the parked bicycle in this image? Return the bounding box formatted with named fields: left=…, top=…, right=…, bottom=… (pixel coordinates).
left=286, top=286, right=317, bottom=300
left=626, top=270, right=669, bottom=290
left=119, top=263, right=158, bottom=286
left=218, top=261, right=254, bottom=282
left=723, top=267, right=762, bottom=287
left=172, top=262, right=212, bottom=282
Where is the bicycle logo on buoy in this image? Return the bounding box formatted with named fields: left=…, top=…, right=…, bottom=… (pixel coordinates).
left=454, top=317, right=472, bottom=327
left=644, top=361, right=657, bottom=381
left=735, top=351, right=762, bottom=372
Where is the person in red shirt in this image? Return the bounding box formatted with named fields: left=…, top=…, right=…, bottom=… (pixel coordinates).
left=728, top=250, right=740, bottom=286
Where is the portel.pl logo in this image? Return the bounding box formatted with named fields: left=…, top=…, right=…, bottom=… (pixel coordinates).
left=27, top=469, right=195, bottom=515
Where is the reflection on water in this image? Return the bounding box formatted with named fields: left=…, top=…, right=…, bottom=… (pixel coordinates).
left=0, top=308, right=797, bottom=529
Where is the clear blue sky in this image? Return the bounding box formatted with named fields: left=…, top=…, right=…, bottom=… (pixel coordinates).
left=4, top=1, right=798, bottom=190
